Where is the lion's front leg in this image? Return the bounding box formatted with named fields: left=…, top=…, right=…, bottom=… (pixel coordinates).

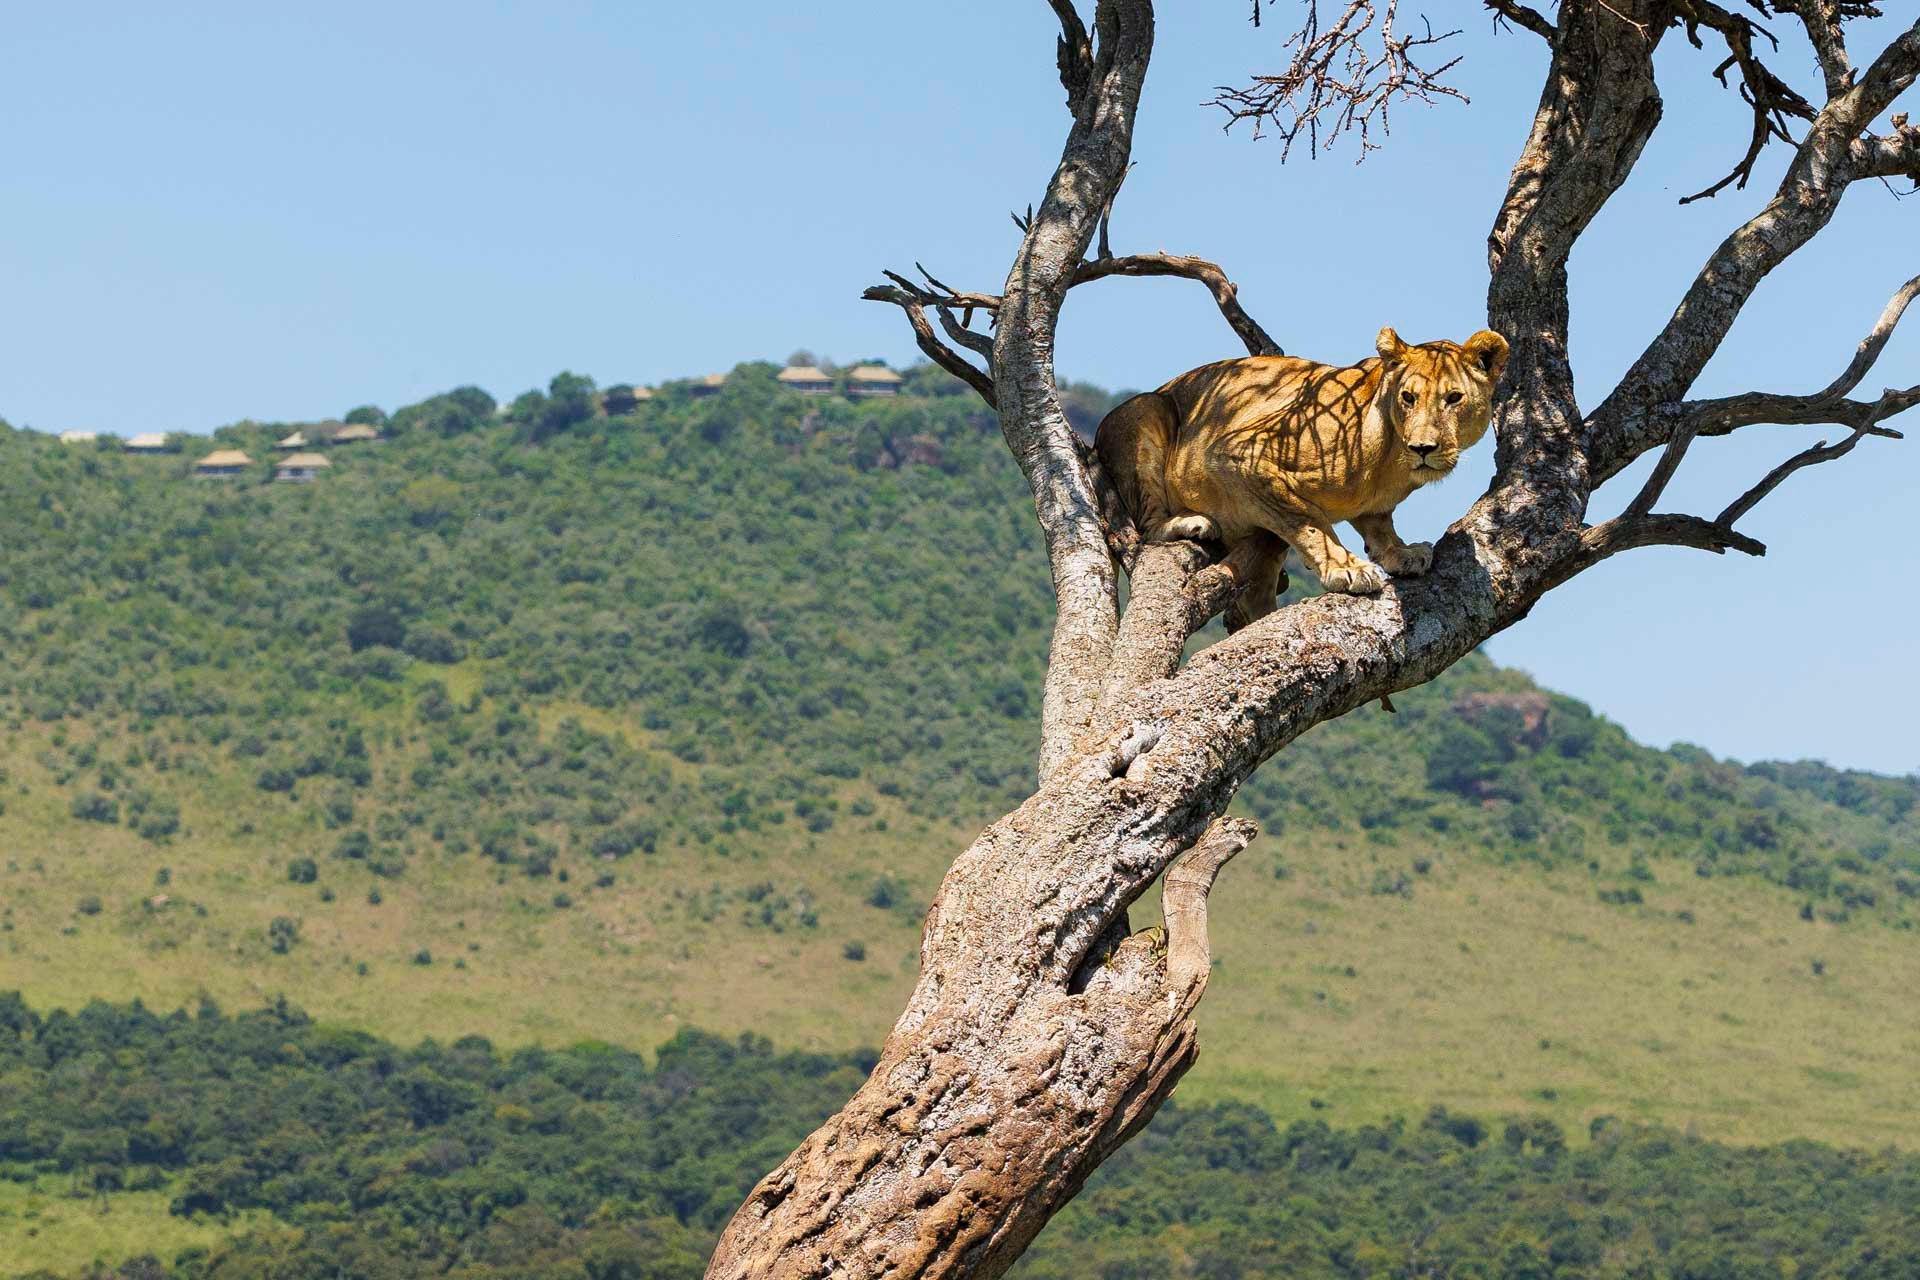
left=1276, top=515, right=1387, bottom=595
left=1351, top=511, right=1433, bottom=578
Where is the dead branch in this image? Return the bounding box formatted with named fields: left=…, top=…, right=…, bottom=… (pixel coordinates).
left=1071, top=253, right=1284, bottom=356
left=1673, top=0, right=1818, bottom=204
left=1211, top=0, right=1468, bottom=161
left=867, top=247, right=1284, bottom=373
left=860, top=284, right=999, bottom=408
left=1485, top=0, right=1556, bottom=43
left=1161, top=817, right=1257, bottom=1001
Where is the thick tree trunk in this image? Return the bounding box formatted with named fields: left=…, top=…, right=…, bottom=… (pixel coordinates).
left=705, top=4, right=1920, bottom=1276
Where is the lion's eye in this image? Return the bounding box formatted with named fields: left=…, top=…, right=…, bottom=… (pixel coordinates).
left=1444, top=390, right=1464, bottom=405
left=1399, top=389, right=1417, bottom=407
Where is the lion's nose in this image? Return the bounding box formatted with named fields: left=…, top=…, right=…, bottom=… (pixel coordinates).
left=1410, top=443, right=1439, bottom=459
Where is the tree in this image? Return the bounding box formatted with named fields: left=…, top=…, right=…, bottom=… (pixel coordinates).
left=707, top=4, right=1920, bottom=1276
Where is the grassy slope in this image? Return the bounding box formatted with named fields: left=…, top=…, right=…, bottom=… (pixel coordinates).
left=0, top=1177, right=275, bottom=1276
left=2, top=365, right=1917, bottom=1171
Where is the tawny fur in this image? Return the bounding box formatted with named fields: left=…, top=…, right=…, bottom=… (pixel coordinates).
left=1095, top=326, right=1510, bottom=628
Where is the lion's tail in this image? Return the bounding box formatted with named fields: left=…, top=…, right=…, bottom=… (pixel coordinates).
left=1093, top=392, right=1179, bottom=543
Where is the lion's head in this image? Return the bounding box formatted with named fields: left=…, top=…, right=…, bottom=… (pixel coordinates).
left=1374, top=327, right=1510, bottom=484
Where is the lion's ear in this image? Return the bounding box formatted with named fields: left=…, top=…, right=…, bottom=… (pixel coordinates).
left=1464, top=329, right=1510, bottom=380
left=1375, top=327, right=1409, bottom=363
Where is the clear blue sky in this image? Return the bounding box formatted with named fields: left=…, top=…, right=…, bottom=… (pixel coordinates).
left=3, top=4, right=1914, bottom=774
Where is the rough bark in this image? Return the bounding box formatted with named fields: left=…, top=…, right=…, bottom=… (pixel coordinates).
left=705, top=5, right=1918, bottom=1276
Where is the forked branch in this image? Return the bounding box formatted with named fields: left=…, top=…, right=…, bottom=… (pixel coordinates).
left=861, top=280, right=999, bottom=408
left=1620, top=271, right=1915, bottom=522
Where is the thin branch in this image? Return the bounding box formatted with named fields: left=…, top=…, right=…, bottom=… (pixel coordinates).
left=937, top=306, right=995, bottom=359
left=1717, top=427, right=1877, bottom=525
left=1211, top=1, right=1468, bottom=161
left=1810, top=271, right=1920, bottom=399
left=1622, top=418, right=1704, bottom=517
left=1096, top=162, right=1134, bottom=260
left=1484, top=0, right=1556, bottom=43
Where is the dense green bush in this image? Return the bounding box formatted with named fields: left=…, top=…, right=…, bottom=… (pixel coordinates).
left=4, top=995, right=1918, bottom=1280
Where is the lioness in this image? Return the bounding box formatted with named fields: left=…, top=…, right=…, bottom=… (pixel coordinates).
left=1095, top=326, right=1509, bottom=629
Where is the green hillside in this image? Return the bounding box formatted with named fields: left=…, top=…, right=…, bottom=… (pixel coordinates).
left=2, top=362, right=1917, bottom=1162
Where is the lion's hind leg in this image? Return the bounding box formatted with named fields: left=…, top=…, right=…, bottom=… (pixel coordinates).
left=1094, top=392, right=1189, bottom=541
left=1223, top=532, right=1288, bottom=634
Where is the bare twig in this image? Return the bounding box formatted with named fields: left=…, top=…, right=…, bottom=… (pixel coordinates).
left=1574, top=513, right=1768, bottom=573
left=1211, top=1, right=1468, bottom=161
left=1808, top=271, right=1920, bottom=400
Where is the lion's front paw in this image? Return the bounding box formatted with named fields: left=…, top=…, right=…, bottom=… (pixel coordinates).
left=1377, top=541, right=1433, bottom=577
left=1157, top=513, right=1221, bottom=542
left=1321, top=560, right=1388, bottom=595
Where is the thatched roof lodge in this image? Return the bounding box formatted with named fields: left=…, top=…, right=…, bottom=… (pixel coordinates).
left=276, top=430, right=309, bottom=449
left=331, top=422, right=382, bottom=445
left=58, top=430, right=101, bottom=445
left=688, top=373, right=728, bottom=398
left=274, top=452, right=332, bottom=483
left=193, top=449, right=253, bottom=479
left=124, top=432, right=173, bottom=453
left=846, top=365, right=903, bottom=398
left=776, top=365, right=835, bottom=395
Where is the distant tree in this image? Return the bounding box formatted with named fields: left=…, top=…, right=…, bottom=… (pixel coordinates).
left=343, top=404, right=388, bottom=427
left=535, top=371, right=598, bottom=439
